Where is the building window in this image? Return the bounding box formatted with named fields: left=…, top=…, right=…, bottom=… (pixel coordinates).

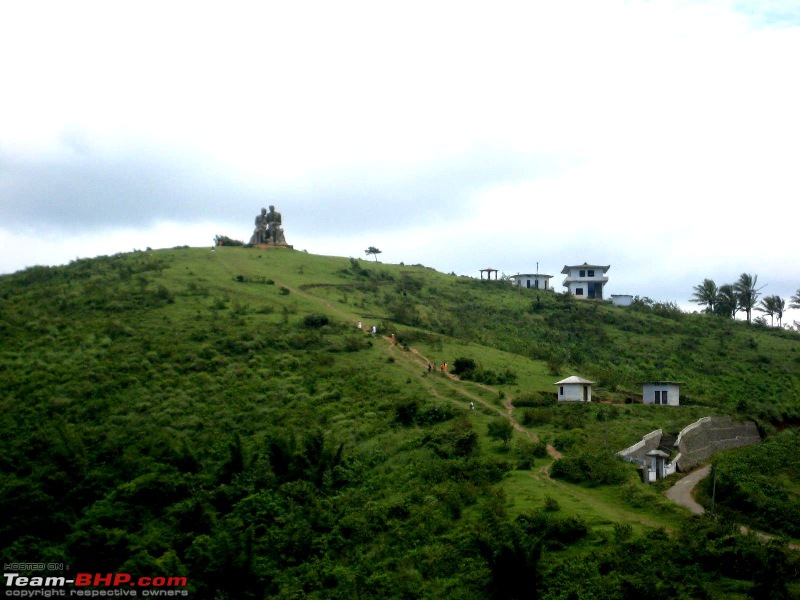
left=534, top=279, right=539, bottom=289
left=576, top=288, right=584, bottom=296
left=559, top=386, right=564, bottom=396
left=588, top=269, right=595, bottom=277
left=526, top=279, right=531, bottom=288
left=654, top=390, right=668, bottom=405
left=579, top=270, right=585, bottom=277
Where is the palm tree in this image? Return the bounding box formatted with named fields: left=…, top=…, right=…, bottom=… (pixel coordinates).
left=733, top=273, right=763, bottom=324
left=790, top=288, right=800, bottom=310
left=757, top=295, right=784, bottom=327
left=774, top=296, right=785, bottom=327
left=690, top=278, right=718, bottom=313
left=714, top=284, right=738, bottom=319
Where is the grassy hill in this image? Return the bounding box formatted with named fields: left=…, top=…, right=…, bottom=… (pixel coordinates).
left=1, top=246, right=799, bottom=598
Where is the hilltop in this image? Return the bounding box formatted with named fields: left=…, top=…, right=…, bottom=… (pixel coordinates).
left=1, top=246, right=798, bottom=598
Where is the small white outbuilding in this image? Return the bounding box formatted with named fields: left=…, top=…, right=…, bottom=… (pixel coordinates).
left=641, top=381, right=683, bottom=406
left=610, top=294, right=633, bottom=307
left=510, top=273, right=553, bottom=290
left=554, top=376, right=595, bottom=402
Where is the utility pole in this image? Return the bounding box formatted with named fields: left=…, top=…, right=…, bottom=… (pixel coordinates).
left=710, top=465, right=717, bottom=518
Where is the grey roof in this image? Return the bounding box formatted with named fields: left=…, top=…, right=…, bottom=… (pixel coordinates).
left=646, top=449, right=671, bottom=458
left=561, top=262, right=610, bottom=274
left=554, top=376, right=595, bottom=385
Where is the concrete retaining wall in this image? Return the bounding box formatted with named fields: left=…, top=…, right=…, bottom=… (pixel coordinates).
left=617, top=429, right=662, bottom=465
left=675, top=416, right=761, bottom=471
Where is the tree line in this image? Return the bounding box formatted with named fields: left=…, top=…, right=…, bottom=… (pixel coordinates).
left=691, top=273, right=800, bottom=327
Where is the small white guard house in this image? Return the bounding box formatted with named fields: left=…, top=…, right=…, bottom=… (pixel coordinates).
left=641, top=381, right=683, bottom=406
left=561, top=263, right=610, bottom=300
left=555, top=376, right=595, bottom=402
left=510, top=273, right=553, bottom=290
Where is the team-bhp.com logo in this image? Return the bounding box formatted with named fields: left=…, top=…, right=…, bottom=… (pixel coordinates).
left=3, top=570, right=188, bottom=597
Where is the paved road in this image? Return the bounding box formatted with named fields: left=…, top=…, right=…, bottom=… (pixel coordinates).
left=665, top=464, right=711, bottom=514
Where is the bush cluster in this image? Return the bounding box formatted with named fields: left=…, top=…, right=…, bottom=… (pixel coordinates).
left=550, top=450, right=630, bottom=486
left=451, top=356, right=518, bottom=385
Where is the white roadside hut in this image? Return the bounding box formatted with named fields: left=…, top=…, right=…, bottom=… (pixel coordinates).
left=554, top=376, right=595, bottom=402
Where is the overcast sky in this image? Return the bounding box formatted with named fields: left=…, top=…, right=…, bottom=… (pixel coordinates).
left=2, top=0, right=799, bottom=322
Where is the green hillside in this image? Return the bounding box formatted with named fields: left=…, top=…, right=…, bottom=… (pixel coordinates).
left=1, top=246, right=798, bottom=598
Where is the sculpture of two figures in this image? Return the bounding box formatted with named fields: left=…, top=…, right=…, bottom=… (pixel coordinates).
left=250, top=205, right=287, bottom=245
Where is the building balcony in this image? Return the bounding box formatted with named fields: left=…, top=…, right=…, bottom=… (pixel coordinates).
left=562, top=275, right=609, bottom=286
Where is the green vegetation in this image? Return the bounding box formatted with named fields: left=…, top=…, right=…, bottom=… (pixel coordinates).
left=703, top=429, right=800, bottom=538
left=1, top=247, right=799, bottom=598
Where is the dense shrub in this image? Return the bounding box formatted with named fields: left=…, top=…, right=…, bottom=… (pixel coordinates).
left=513, top=438, right=547, bottom=469
left=423, top=418, right=479, bottom=458
left=487, top=419, right=514, bottom=448
left=513, top=391, right=556, bottom=408
left=393, top=398, right=420, bottom=426
left=552, top=429, right=586, bottom=451
left=515, top=510, right=589, bottom=548
left=214, top=235, right=244, bottom=246
left=452, top=357, right=477, bottom=376
left=302, top=314, right=330, bottom=328
left=520, top=408, right=554, bottom=427
left=451, top=357, right=517, bottom=385
left=550, top=450, right=629, bottom=486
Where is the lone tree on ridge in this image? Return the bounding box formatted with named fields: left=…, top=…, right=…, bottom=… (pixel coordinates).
left=365, top=246, right=382, bottom=262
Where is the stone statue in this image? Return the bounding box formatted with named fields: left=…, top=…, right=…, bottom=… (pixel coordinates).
left=265, top=205, right=286, bottom=244
left=249, top=205, right=288, bottom=246
left=249, top=208, right=268, bottom=244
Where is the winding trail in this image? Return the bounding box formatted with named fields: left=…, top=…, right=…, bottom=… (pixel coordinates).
left=270, top=276, right=560, bottom=461
left=382, top=335, right=562, bottom=460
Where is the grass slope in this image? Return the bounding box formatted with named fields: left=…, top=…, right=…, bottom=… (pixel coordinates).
left=1, top=246, right=799, bottom=598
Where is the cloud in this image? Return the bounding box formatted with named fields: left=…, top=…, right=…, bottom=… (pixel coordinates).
left=0, top=146, right=254, bottom=231
left=1, top=134, right=575, bottom=239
